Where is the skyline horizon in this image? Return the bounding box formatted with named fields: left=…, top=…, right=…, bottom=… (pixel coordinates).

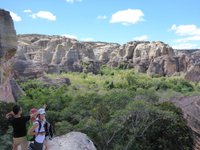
left=16, top=33, right=200, bottom=50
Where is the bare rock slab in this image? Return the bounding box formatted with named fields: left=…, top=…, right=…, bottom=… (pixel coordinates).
left=48, top=132, right=96, bottom=150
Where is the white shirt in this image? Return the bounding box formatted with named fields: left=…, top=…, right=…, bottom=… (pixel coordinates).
left=34, top=120, right=45, bottom=143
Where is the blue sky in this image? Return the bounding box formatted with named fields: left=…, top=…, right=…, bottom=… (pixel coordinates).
left=1, top=0, right=200, bottom=49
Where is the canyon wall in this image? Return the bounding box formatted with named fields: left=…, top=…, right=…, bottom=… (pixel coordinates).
left=15, top=34, right=200, bottom=81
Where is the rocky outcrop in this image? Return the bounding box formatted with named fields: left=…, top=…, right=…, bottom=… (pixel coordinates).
left=16, top=35, right=200, bottom=81
left=171, top=96, right=200, bottom=150
left=0, top=9, right=18, bottom=102
left=15, top=35, right=101, bottom=79
left=48, top=132, right=96, bottom=150
left=184, top=64, right=200, bottom=82
left=13, top=59, right=44, bottom=81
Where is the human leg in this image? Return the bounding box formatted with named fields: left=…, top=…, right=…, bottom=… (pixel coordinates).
left=13, top=137, right=20, bottom=150
left=12, top=144, right=18, bottom=150
left=21, top=138, right=28, bottom=150
left=13, top=136, right=28, bottom=150
left=43, top=140, right=49, bottom=150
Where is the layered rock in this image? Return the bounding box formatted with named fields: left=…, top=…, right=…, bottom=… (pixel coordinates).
left=0, top=9, right=19, bottom=102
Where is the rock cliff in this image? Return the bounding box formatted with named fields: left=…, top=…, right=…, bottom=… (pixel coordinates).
left=0, top=9, right=21, bottom=102
left=16, top=34, right=200, bottom=81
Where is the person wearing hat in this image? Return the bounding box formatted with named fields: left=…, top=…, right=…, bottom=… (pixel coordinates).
left=28, top=108, right=46, bottom=150
left=26, top=108, right=38, bottom=142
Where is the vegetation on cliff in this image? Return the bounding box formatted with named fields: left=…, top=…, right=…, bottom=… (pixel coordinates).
left=1, top=67, right=199, bottom=149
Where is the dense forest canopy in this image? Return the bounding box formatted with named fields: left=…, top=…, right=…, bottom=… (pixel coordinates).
left=1, top=67, right=197, bottom=150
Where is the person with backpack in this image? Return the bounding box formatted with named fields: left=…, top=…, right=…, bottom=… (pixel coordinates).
left=28, top=108, right=46, bottom=150
left=5, top=105, right=38, bottom=150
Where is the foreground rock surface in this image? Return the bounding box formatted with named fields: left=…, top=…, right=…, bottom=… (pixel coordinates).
left=47, top=132, right=96, bottom=150
left=171, top=96, right=200, bottom=150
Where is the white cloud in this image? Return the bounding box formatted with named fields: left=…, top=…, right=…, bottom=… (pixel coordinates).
left=23, top=9, right=32, bottom=13
left=66, top=0, right=82, bottom=3
left=31, top=11, right=56, bottom=21
left=10, top=11, right=22, bottom=22
left=172, top=43, right=198, bottom=49
left=133, top=35, right=148, bottom=41
left=170, top=24, right=200, bottom=36
left=110, top=9, right=144, bottom=25
left=97, top=15, right=107, bottom=20
left=175, top=36, right=200, bottom=43
left=82, top=38, right=93, bottom=42
left=170, top=24, right=200, bottom=49
left=62, top=34, right=78, bottom=39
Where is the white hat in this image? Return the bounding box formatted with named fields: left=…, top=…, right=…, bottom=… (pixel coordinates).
left=38, top=108, right=45, bottom=115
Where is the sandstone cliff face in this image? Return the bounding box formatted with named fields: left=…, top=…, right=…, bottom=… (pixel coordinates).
left=16, top=35, right=200, bottom=81
left=0, top=9, right=19, bottom=102
left=15, top=35, right=100, bottom=79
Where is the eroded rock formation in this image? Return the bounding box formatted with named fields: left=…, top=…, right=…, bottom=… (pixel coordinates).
left=16, top=34, right=200, bottom=81
left=15, top=35, right=100, bottom=80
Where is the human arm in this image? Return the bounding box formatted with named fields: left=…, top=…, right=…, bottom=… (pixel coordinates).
left=30, top=110, right=38, bottom=119
left=5, top=111, right=14, bottom=119
left=43, top=104, right=47, bottom=111
left=28, top=123, right=38, bottom=136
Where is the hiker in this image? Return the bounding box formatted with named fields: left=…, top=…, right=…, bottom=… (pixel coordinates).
left=27, top=105, right=54, bottom=150
left=28, top=108, right=46, bottom=150
left=26, top=108, right=38, bottom=142
left=5, top=105, right=38, bottom=150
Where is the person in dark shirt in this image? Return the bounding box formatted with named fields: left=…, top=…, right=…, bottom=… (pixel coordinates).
left=6, top=105, right=38, bottom=150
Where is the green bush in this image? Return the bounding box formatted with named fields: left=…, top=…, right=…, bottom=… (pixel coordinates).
left=0, top=69, right=196, bottom=149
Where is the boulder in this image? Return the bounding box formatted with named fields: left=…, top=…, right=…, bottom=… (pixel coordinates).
left=48, top=132, right=97, bottom=150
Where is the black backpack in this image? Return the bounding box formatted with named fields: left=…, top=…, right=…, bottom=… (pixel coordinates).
left=44, top=121, right=54, bottom=139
